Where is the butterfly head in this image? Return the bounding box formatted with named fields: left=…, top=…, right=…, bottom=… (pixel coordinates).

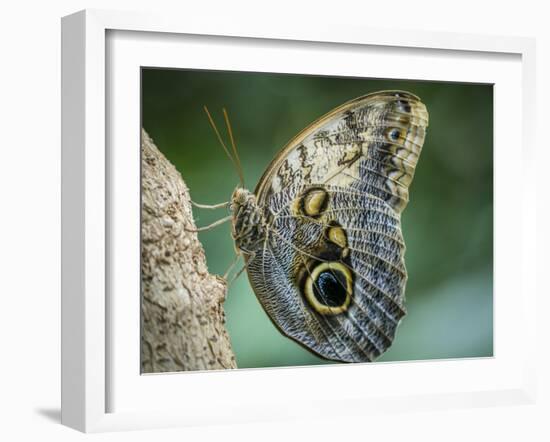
left=230, top=187, right=253, bottom=207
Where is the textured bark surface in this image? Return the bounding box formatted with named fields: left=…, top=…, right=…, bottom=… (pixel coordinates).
left=140, top=129, right=237, bottom=373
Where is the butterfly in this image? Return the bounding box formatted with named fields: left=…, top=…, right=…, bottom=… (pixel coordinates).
left=197, top=91, right=429, bottom=363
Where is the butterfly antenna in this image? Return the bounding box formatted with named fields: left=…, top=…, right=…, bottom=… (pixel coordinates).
left=223, top=108, right=245, bottom=187
left=203, top=105, right=242, bottom=182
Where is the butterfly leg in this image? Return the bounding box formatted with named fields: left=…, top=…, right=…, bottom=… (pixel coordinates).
left=185, top=215, right=232, bottom=232
left=223, top=253, right=242, bottom=279
left=225, top=250, right=256, bottom=287
left=191, top=200, right=230, bottom=210
left=226, top=263, right=247, bottom=288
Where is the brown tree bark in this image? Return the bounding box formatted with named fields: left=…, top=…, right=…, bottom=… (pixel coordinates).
left=140, top=129, right=237, bottom=373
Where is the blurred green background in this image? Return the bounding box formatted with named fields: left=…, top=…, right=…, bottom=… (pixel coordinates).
left=141, top=68, right=493, bottom=368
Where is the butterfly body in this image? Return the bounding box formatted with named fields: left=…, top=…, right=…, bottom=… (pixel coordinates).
left=228, top=91, right=428, bottom=363
left=231, top=188, right=266, bottom=255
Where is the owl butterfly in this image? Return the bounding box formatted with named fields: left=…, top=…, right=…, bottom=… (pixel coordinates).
left=201, top=91, right=428, bottom=363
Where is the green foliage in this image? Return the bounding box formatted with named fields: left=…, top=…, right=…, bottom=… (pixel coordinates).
left=142, top=69, right=493, bottom=367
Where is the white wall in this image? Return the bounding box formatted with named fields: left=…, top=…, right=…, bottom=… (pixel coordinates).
left=0, top=1, right=547, bottom=441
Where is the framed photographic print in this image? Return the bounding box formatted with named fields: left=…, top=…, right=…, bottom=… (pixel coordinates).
left=140, top=69, right=492, bottom=371
left=61, top=9, right=537, bottom=432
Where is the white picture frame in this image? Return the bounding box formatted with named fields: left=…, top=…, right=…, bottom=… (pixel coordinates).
left=61, top=9, right=537, bottom=433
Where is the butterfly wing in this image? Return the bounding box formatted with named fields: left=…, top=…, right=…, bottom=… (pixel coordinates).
left=248, top=91, right=428, bottom=362
left=256, top=91, right=428, bottom=213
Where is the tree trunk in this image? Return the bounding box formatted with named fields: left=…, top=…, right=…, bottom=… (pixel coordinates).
left=140, top=129, right=237, bottom=373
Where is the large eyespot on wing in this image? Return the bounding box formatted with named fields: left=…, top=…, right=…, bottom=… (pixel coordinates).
left=255, top=90, right=429, bottom=214
left=245, top=184, right=408, bottom=363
